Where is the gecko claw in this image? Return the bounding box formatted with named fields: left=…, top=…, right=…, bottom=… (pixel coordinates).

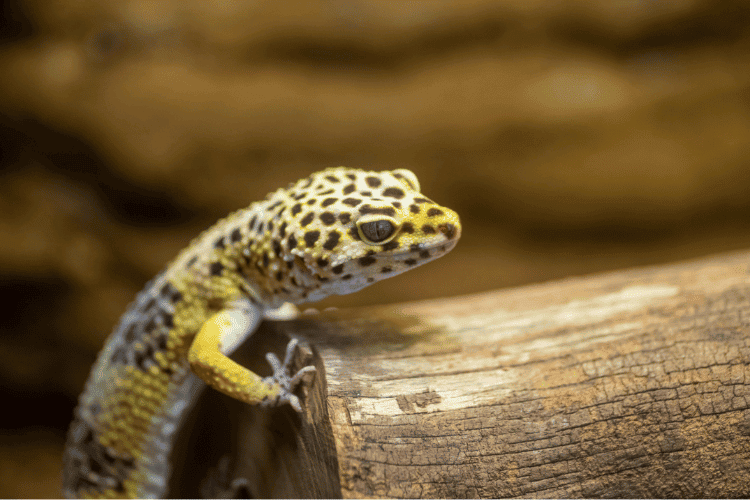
left=261, top=338, right=316, bottom=412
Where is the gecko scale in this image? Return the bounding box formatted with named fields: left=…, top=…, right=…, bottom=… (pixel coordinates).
left=63, top=167, right=461, bottom=498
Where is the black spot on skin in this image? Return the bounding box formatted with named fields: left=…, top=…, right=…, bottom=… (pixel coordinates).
left=288, top=235, right=298, bottom=249
left=401, top=222, right=415, bottom=234
left=275, top=271, right=283, bottom=281
left=343, top=184, right=356, bottom=194
left=326, top=175, right=340, bottom=183
left=414, top=197, right=433, bottom=204
left=124, top=324, right=137, bottom=343
left=276, top=207, right=286, bottom=218
left=317, top=275, right=329, bottom=282
left=160, top=283, right=182, bottom=303
left=103, top=445, right=125, bottom=467
left=291, top=204, right=302, bottom=216
left=367, top=277, right=375, bottom=283
left=294, top=192, right=307, bottom=201
left=382, top=187, right=405, bottom=199
left=422, top=224, right=436, bottom=234
left=381, top=266, right=392, bottom=273
left=332, top=264, right=344, bottom=274
left=427, top=208, right=444, bottom=217
left=315, top=184, right=324, bottom=190
left=410, top=204, right=420, bottom=214
left=319, top=189, right=335, bottom=195
left=144, top=317, right=156, bottom=333
left=359, top=205, right=396, bottom=217
left=161, top=311, right=174, bottom=328
left=301, top=177, right=314, bottom=189
left=439, top=223, right=458, bottom=239
left=320, top=212, right=336, bottom=225
left=263, top=252, right=269, bottom=269
left=272, top=240, right=282, bottom=257
left=366, top=176, right=382, bottom=187
left=381, top=240, right=399, bottom=251
left=321, top=198, right=337, bottom=207
left=419, top=250, right=430, bottom=259
left=111, top=347, right=127, bottom=364
left=342, top=198, right=362, bottom=207
left=346, top=173, right=356, bottom=180
left=230, top=228, right=242, bottom=243
left=141, top=297, right=156, bottom=312
left=392, top=201, right=401, bottom=208
left=304, top=230, right=320, bottom=247
left=82, top=425, right=96, bottom=443
left=214, top=237, right=226, bottom=249
left=360, top=191, right=372, bottom=197
left=349, top=226, right=361, bottom=241
left=317, top=257, right=329, bottom=267
left=291, top=276, right=298, bottom=286
left=358, top=254, right=377, bottom=267
left=287, top=260, right=294, bottom=270
left=267, top=221, right=274, bottom=232
left=279, top=221, right=287, bottom=237
left=156, top=334, right=168, bottom=351
left=249, top=215, right=258, bottom=230
left=306, top=199, right=316, bottom=206
left=186, top=255, right=198, bottom=268
left=210, top=262, right=224, bottom=276
left=338, top=213, right=351, bottom=224
left=405, top=259, right=417, bottom=266
left=240, top=250, right=252, bottom=267
left=268, top=201, right=282, bottom=210
left=323, top=231, right=341, bottom=251
left=300, top=212, right=315, bottom=226
left=409, top=243, right=421, bottom=252
left=342, top=274, right=353, bottom=280
left=258, top=222, right=265, bottom=234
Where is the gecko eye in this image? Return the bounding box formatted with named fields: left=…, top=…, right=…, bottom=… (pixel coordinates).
left=358, top=218, right=397, bottom=244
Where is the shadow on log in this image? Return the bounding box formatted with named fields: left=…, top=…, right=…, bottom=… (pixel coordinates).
left=177, top=250, right=750, bottom=498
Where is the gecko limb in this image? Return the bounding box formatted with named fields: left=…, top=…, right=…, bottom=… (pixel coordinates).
left=261, top=338, right=317, bottom=412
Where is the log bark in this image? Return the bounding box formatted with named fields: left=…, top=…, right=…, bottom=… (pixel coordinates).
left=177, top=249, right=750, bottom=498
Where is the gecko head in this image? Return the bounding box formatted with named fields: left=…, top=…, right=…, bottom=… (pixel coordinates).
left=261, top=167, right=461, bottom=303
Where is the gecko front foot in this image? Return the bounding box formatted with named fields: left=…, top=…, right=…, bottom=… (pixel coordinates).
left=261, top=338, right=316, bottom=412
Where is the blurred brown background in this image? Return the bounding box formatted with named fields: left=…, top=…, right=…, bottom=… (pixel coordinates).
left=3, top=0, right=750, bottom=497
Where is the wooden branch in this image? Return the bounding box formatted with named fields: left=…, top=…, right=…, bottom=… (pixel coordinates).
left=174, top=249, right=750, bottom=498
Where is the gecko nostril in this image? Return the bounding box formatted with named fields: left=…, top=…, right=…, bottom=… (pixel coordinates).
left=438, top=223, right=457, bottom=239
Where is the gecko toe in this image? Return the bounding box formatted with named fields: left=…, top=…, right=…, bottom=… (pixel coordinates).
left=260, top=339, right=315, bottom=412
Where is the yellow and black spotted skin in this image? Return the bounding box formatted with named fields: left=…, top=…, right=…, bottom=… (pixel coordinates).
left=63, top=167, right=461, bottom=498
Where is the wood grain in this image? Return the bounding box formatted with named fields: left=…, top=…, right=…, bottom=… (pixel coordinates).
left=195, top=249, right=750, bottom=498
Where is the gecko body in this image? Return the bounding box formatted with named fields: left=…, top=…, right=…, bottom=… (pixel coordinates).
left=63, top=167, right=461, bottom=498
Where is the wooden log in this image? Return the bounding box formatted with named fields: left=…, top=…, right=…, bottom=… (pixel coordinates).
left=174, top=249, right=750, bottom=498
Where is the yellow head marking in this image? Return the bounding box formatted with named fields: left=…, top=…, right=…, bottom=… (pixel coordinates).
left=238, top=167, right=461, bottom=303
